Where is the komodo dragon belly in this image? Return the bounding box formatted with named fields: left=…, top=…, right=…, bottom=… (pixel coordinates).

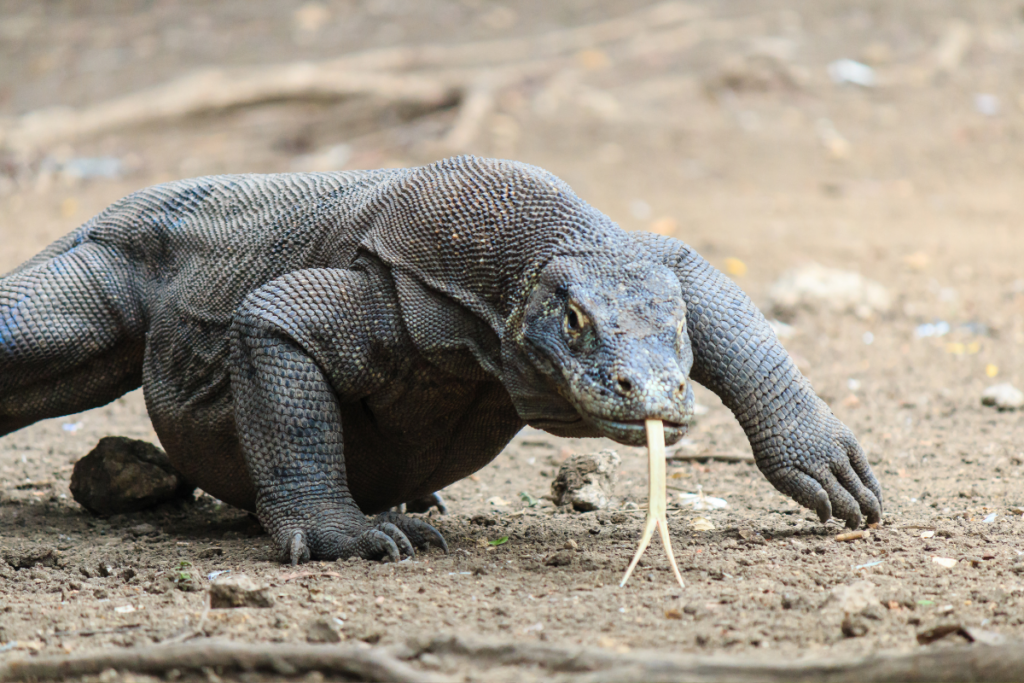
left=156, top=358, right=525, bottom=514
left=338, top=365, right=525, bottom=513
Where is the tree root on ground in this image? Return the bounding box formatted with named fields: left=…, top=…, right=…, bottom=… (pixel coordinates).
left=0, top=640, right=449, bottom=683
left=418, top=633, right=1024, bottom=683
left=4, top=633, right=1022, bottom=683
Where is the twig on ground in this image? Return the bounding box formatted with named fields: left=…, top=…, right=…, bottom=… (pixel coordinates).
left=0, top=640, right=448, bottom=683
left=52, top=625, right=143, bottom=638
left=667, top=452, right=755, bottom=463
left=281, top=571, right=342, bottom=582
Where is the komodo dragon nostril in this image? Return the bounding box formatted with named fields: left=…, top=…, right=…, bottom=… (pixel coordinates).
left=614, top=376, right=634, bottom=395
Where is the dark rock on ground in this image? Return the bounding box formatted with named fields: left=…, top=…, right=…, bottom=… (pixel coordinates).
left=1, top=543, right=60, bottom=569
left=69, top=437, right=195, bottom=516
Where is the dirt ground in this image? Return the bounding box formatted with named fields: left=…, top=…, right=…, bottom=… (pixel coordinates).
left=1, top=1, right=1024, bottom=680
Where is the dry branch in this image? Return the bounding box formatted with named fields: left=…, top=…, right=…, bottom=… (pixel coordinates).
left=0, top=1, right=707, bottom=152
left=0, top=640, right=449, bottom=683
left=6, top=633, right=1021, bottom=683
left=440, top=81, right=496, bottom=150
left=422, top=634, right=1024, bottom=683
left=0, top=68, right=454, bottom=152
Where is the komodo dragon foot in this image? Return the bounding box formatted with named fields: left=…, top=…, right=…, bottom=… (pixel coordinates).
left=278, top=511, right=447, bottom=565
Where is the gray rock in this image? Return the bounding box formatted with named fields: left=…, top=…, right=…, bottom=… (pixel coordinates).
left=769, top=263, right=890, bottom=319
left=70, top=437, right=195, bottom=516
left=209, top=573, right=273, bottom=608
left=981, top=383, right=1024, bottom=411
left=544, top=549, right=576, bottom=567
left=551, top=450, right=621, bottom=511
left=306, top=618, right=344, bottom=643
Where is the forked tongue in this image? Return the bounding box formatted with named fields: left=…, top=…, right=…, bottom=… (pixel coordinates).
left=619, top=419, right=685, bottom=588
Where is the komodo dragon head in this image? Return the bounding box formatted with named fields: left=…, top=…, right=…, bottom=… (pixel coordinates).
left=504, top=253, right=695, bottom=447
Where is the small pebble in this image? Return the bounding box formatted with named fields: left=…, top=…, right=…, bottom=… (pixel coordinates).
left=981, top=383, right=1024, bottom=411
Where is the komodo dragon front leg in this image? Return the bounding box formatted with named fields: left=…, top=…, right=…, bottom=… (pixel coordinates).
left=228, top=266, right=446, bottom=564
left=633, top=233, right=883, bottom=528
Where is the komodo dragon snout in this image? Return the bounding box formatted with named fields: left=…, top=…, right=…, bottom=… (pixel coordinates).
left=511, top=255, right=695, bottom=447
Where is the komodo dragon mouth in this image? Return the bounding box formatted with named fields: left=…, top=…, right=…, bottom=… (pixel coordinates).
left=585, top=412, right=692, bottom=446
left=589, top=416, right=687, bottom=432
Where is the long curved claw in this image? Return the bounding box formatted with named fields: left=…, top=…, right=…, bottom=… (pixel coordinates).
left=355, top=529, right=402, bottom=562
left=375, top=511, right=449, bottom=553
left=376, top=522, right=415, bottom=559
left=620, top=420, right=685, bottom=589
left=287, top=530, right=309, bottom=566
left=425, top=492, right=449, bottom=515
left=814, top=489, right=832, bottom=524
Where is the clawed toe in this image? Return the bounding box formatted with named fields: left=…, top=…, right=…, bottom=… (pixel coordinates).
left=360, top=528, right=402, bottom=562
left=270, top=509, right=448, bottom=564
left=375, top=522, right=415, bottom=558
left=375, top=511, right=448, bottom=554
left=286, top=530, right=310, bottom=566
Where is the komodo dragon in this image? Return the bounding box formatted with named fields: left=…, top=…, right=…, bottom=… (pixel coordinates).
left=0, top=155, right=882, bottom=565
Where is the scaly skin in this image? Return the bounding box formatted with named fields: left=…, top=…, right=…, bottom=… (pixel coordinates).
left=0, top=156, right=881, bottom=563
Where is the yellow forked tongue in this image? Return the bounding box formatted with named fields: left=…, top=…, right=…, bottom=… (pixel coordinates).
left=619, top=419, right=685, bottom=589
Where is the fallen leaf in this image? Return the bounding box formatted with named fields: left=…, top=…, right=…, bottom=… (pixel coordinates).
left=723, top=257, right=747, bottom=277
left=488, top=536, right=509, bottom=546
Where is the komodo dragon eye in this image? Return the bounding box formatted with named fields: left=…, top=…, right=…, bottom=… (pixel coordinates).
left=564, top=301, right=590, bottom=336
